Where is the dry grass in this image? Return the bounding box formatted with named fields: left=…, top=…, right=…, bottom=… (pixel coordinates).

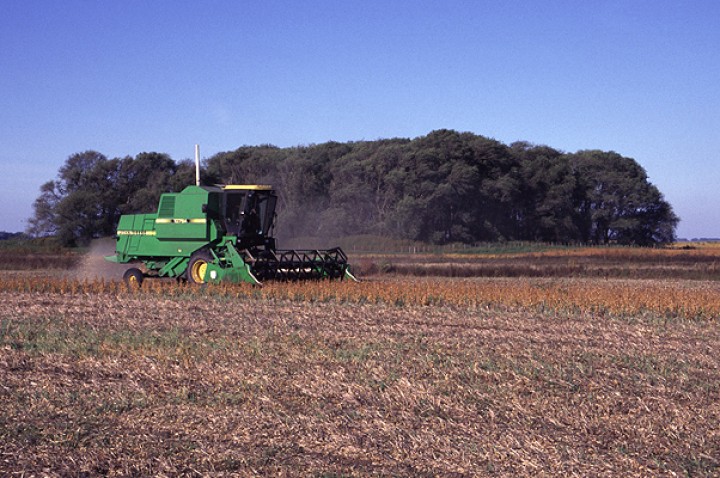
left=2, top=276, right=720, bottom=319
left=0, top=250, right=80, bottom=271
left=1, top=278, right=719, bottom=476
left=354, top=246, right=720, bottom=280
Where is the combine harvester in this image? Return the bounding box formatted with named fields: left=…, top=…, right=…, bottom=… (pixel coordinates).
left=106, top=150, right=355, bottom=286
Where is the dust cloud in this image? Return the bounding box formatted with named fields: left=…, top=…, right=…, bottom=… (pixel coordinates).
left=71, top=237, right=132, bottom=281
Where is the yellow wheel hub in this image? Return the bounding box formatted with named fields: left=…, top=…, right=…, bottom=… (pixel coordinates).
left=190, top=260, right=208, bottom=283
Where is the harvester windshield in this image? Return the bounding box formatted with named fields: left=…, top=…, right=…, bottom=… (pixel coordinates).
left=222, top=191, right=277, bottom=236
left=221, top=187, right=277, bottom=243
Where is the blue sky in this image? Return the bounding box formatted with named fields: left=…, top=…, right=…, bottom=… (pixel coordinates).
left=1, top=1, right=718, bottom=238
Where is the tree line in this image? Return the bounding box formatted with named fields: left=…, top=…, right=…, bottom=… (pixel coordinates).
left=29, top=129, right=679, bottom=247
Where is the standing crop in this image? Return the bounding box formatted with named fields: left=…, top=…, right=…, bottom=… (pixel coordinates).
left=1, top=277, right=718, bottom=319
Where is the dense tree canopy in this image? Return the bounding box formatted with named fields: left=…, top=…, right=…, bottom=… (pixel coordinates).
left=29, top=151, right=195, bottom=246
left=29, top=130, right=679, bottom=246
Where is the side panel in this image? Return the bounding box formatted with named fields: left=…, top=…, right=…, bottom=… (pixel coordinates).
left=155, top=188, right=213, bottom=241
left=115, top=186, right=223, bottom=263
left=116, top=214, right=158, bottom=260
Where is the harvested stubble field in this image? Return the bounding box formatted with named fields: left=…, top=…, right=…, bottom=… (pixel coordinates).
left=1, top=275, right=719, bottom=476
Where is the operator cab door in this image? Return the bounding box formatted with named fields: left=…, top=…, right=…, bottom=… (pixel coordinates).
left=257, top=193, right=277, bottom=236
left=222, top=192, right=246, bottom=236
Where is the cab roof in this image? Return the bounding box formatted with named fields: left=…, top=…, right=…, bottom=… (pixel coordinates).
left=188, top=184, right=274, bottom=193
left=221, top=185, right=273, bottom=190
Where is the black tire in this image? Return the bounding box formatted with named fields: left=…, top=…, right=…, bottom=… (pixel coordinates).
left=187, top=250, right=213, bottom=284
left=123, top=268, right=144, bottom=288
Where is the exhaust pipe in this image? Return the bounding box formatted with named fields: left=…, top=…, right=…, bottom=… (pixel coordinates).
left=195, top=144, right=201, bottom=186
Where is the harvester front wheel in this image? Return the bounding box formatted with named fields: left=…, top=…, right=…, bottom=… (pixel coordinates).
left=187, top=251, right=212, bottom=284
left=123, top=268, right=144, bottom=288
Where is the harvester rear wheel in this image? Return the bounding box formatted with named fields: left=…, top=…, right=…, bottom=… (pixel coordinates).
left=188, top=251, right=212, bottom=284
left=123, top=268, right=144, bottom=289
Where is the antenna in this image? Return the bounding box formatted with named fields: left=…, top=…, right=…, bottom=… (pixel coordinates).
left=194, top=144, right=200, bottom=186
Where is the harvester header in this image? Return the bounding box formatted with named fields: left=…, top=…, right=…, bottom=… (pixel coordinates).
left=106, top=184, right=355, bottom=286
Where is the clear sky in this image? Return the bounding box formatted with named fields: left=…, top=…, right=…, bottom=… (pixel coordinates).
left=1, top=0, right=718, bottom=238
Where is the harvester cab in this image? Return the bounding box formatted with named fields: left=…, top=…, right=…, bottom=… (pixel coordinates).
left=105, top=184, right=356, bottom=286
left=216, top=186, right=277, bottom=250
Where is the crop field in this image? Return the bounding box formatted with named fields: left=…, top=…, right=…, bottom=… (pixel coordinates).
left=1, top=245, right=719, bottom=476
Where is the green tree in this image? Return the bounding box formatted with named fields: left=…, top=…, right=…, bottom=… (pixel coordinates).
left=204, top=145, right=283, bottom=186
left=571, top=150, right=678, bottom=245
left=36, top=151, right=121, bottom=246
left=513, top=143, right=583, bottom=242
left=274, top=142, right=350, bottom=239
left=327, top=139, right=409, bottom=237
left=27, top=180, right=62, bottom=237
left=28, top=150, right=196, bottom=246
left=391, top=130, right=488, bottom=243
left=28, top=131, right=679, bottom=247
left=463, top=134, right=519, bottom=241
left=117, top=152, right=178, bottom=214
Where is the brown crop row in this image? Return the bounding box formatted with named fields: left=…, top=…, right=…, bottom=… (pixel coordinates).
left=2, top=276, right=719, bottom=320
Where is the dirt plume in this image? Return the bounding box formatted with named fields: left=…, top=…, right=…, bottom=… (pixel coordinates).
left=71, top=237, right=132, bottom=281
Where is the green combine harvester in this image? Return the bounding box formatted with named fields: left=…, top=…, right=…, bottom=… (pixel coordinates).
left=105, top=184, right=355, bottom=286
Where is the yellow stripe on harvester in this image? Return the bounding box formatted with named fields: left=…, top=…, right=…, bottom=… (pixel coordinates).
left=117, top=230, right=157, bottom=236
left=155, top=218, right=207, bottom=224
